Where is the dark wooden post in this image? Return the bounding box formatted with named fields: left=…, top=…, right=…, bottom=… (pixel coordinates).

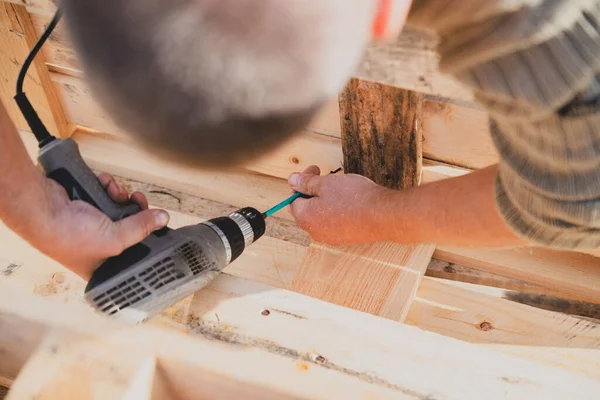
left=339, top=78, right=423, bottom=190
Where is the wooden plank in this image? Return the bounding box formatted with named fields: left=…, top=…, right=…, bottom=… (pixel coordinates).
left=0, top=193, right=599, bottom=381
left=27, top=7, right=472, bottom=101
left=409, top=278, right=600, bottom=380
left=30, top=12, right=80, bottom=72
left=290, top=79, right=433, bottom=322
left=2, top=279, right=600, bottom=399
left=19, top=127, right=599, bottom=304
left=0, top=4, right=66, bottom=136
left=426, top=259, right=571, bottom=299
left=50, top=71, right=499, bottom=180
left=435, top=246, right=600, bottom=304
left=422, top=100, right=497, bottom=169
left=1, top=0, right=55, bottom=16
left=7, top=329, right=158, bottom=400
left=21, top=130, right=298, bottom=222
left=12, top=5, right=70, bottom=137
left=340, top=77, right=422, bottom=189
left=410, top=278, right=600, bottom=348
left=291, top=243, right=435, bottom=321
left=355, top=27, right=474, bottom=101
left=51, top=72, right=344, bottom=181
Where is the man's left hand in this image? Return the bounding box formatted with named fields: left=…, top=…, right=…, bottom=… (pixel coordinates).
left=287, top=165, right=391, bottom=246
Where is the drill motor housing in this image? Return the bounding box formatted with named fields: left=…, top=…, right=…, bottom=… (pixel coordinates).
left=84, top=207, right=266, bottom=323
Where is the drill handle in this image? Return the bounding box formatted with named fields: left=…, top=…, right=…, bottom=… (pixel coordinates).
left=38, top=138, right=140, bottom=221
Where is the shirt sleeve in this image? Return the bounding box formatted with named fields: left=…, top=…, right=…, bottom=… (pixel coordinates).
left=407, top=0, right=600, bottom=250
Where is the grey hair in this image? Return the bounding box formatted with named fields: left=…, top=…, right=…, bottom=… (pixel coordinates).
left=59, top=0, right=377, bottom=169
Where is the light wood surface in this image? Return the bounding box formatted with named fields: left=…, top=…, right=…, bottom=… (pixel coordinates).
left=0, top=3, right=67, bottom=136
left=2, top=275, right=600, bottom=399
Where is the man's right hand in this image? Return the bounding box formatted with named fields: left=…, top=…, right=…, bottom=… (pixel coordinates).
left=26, top=172, right=169, bottom=281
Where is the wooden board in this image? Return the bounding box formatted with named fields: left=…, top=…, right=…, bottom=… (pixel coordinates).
left=435, top=246, right=600, bottom=304
left=2, top=276, right=600, bottom=399
left=21, top=130, right=298, bottom=222
left=50, top=71, right=499, bottom=179
left=26, top=7, right=473, bottom=101
left=0, top=3, right=68, bottom=137
left=51, top=72, right=344, bottom=181
left=0, top=194, right=598, bottom=384
left=340, top=78, right=422, bottom=189
left=290, top=79, right=434, bottom=322
left=422, top=99, right=497, bottom=169
left=291, top=243, right=435, bottom=321
left=2, top=0, right=55, bottom=16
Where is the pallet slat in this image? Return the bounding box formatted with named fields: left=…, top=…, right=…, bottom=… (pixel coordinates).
left=2, top=274, right=600, bottom=399
left=0, top=200, right=598, bottom=377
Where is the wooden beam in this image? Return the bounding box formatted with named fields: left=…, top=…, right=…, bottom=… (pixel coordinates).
left=435, top=246, right=600, bottom=304
left=0, top=4, right=69, bottom=137
left=1, top=0, right=55, bottom=16
left=49, top=71, right=498, bottom=181
left=19, top=130, right=298, bottom=222
left=12, top=5, right=70, bottom=137
left=340, top=77, right=422, bottom=189
left=291, top=243, right=435, bottom=321
left=6, top=329, right=158, bottom=400
left=2, top=276, right=600, bottom=399
left=289, top=79, right=433, bottom=322
left=27, top=8, right=473, bottom=101
left=51, top=72, right=344, bottom=181
left=19, top=127, right=599, bottom=304
left=0, top=189, right=599, bottom=381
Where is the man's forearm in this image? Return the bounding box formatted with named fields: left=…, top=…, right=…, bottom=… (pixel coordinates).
left=377, top=165, right=528, bottom=248
left=0, top=100, right=53, bottom=240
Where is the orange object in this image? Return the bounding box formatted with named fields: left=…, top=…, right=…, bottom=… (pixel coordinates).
left=372, top=0, right=392, bottom=39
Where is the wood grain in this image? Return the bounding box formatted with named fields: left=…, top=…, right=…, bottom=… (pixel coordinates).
left=0, top=4, right=65, bottom=135
left=12, top=5, right=70, bottom=137
left=291, top=78, right=433, bottom=322
left=51, top=72, right=343, bottom=181
left=291, top=243, right=434, bottom=321
left=3, top=276, right=600, bottom=399
left=435, top=246, right=600, bottom=304
left=0, top=192, right=598, bottom=385
left=340, top=77, right=422, bottom=189
left=422, top=100, right=497, bottom=169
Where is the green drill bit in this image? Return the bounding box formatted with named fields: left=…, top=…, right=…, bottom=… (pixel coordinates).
left=262, top=167, right=342, bottom=218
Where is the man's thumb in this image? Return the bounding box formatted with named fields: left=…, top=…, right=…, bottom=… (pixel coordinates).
left=109, top=209, right=170, bottom=251
left=288, top=173, right=322, bottom=196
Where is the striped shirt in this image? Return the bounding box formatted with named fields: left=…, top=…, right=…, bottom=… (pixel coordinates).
left=407, top=0, right=600, bottom=250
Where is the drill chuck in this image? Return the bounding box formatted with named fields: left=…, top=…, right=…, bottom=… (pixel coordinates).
left=84, top=207, right=266, bottom=324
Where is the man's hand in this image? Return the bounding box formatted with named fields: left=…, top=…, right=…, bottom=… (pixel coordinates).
left=288, top=166, right=391, bottom=246
left=288, top=164, right=527, bottom=249
left=31, top=173, right=169, bottom=281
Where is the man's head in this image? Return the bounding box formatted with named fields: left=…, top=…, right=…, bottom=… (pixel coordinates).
left=60, top=0, right=407, bottom=169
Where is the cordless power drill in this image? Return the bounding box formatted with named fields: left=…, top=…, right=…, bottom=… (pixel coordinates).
left=15, top=10, right=268, bottom=324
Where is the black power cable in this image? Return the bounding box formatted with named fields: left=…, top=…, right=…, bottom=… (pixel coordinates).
left=14, top=9, right=63, bottom=147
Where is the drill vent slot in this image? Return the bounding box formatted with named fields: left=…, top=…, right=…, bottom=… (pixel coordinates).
left=139, top=256, right=186, bottom=290
left=90, top=242, right=213, bottom=315
left=92, top=277, right=151, bottom=315
left=174, top=241, right=214, bottom=276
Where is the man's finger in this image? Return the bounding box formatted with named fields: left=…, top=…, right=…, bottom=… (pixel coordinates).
left=288, top=173, right=323, bottom=196
left=109, top=209, right=170, bottom=252
left=97, top=173, right=113, bottom=189
left=130, top=192, right=149, bottom=210
left=99, top=173, right=129, bottom=203
left=288, top=197, right=310, bottom=220
left=302, top=165, right=321, bottom=176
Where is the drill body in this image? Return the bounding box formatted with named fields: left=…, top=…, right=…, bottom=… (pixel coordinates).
left=84, top=207, right=265, bottom=324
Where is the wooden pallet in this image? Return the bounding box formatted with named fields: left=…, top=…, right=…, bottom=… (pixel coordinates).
left=0, top=2, right=599, bottom=398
